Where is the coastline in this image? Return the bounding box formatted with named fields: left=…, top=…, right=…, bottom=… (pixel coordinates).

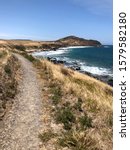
left=31, top=46, right=113, bottom=86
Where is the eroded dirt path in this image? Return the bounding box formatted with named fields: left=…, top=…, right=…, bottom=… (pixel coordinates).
left=0, top=54, right=43, bottom=150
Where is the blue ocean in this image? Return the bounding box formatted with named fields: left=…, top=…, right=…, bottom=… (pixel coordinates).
left=33, top=45, right=113, bottom=77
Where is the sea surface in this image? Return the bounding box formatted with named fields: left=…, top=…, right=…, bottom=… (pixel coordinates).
left=33, top=45, right=113, bottom=77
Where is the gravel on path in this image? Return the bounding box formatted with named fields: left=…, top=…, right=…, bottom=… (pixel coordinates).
left=0, top=54, right=43, bottom=150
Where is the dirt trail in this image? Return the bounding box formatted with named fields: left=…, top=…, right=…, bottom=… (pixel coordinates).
left=0, top=54, right=43, bottom=150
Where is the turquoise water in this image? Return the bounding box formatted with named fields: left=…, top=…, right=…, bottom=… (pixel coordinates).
left=33, top=45, right=113, bottom=76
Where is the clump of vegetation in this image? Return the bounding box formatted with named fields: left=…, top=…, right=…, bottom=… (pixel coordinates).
left=21, top=52, right=36, bottom=62
left=61, top=67, right=72, bottom=76
left=51, top=86, right=62, bottom=105
left=55, top=104, right=75, bottom=130
left=104, top=87, right=113, bottom=96
left=79, top=115, right=92, bottom=129
left=74, top=98, right=83, bottom=112
left=72, top=78, right=95, bottom=92
left=58, top=130, right=99, bottom=150
left=0, top=51, right=7, bottom=58
left=106, top=111, right=113, bottom=127
left=39, top=130, right=57, bottom=143
left=4, top=64, right=12, bottom=75
left=86, top=98, right=99, bottom=113
left=13, top=45, right=26, bottom=51
left=39, top=61, right=53, bottom=80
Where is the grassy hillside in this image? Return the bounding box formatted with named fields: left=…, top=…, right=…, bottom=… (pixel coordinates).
left=32, top=57, right=113, bottom=150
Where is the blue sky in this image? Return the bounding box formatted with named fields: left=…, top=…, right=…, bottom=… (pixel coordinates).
left=0, top=0, right=113, bottom=44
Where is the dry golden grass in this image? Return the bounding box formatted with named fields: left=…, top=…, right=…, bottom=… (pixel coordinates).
left=0, top=40, right=54, bottom=52
left=40, top=59, right=112, bottom=108
left=34, top=58, right=113, bottom=150
left=0, top=49, right=10, bottom=66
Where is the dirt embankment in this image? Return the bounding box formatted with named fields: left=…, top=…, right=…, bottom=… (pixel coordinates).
left=0, top=51, right=19, bottom=120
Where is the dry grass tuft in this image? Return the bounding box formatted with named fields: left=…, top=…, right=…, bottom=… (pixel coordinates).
left=39, top=130, right=58, bottom=143
left=58, top=129, right=100, bottom=150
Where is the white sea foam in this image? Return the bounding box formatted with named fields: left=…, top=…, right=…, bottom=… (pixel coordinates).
left=104, top=45, right=110, bottom=48
left=33, top=46, right=93, bottom=57
left=61, top=58, right=113, bottom=76
left=81, top=65, right=112, bottom=76
left=58, top=46, right=93, bottom=50
left=33, top=49, right=69, bottom=57
left=46, top=49, right=68, bottom=55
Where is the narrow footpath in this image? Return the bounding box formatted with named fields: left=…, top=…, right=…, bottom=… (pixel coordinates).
left=0, top=54, right=43, bottom=150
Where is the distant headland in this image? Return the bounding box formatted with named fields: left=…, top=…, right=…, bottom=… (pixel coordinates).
left=0, top=35, right=101, bottom=52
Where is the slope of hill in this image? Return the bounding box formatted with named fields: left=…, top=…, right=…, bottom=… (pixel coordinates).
left=57, top=36, right=102, bottom=47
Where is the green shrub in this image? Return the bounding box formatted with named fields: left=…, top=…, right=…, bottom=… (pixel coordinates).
left=74, top=98, right=83, bottom=111
left=22, top=52, right=36, bottom=62
left=0, top=51, right=7, bottom=58
left=13, top=45, right=26, bottom=51
left=55, top=105, right=75, bottom=130
left=25, top=54, right=35, bottom=62
left=79, top=115, right=92, bottom=129
left=51, top=86, right=62, bottom=105
left=4, top=64, right=12, bottom=75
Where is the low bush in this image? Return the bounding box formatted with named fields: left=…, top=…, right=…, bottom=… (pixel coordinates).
left=55, top=104, right=75, bottom=130
left=79, top=115, right=92, bottom=129
left=13, top=45, right=26, bottom=51
left=0, top=51, right=7, bottom=58
left=4, top=64, right=12, bottom=75
left=51, top=86, right=62, bottom=105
